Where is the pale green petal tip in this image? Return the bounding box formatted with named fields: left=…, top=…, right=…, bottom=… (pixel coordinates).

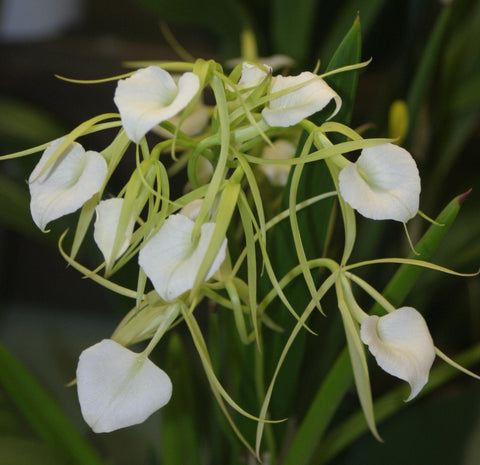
left=76, top=339, right=172, bottom=433
left=360, top=307, right=435, bottom=400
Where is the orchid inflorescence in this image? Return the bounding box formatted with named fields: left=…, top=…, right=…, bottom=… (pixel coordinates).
left=6, top=57, right=478, bottom=454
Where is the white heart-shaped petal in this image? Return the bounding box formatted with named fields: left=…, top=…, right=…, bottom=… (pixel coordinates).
left=338, top=143, right=421, bottom=222
left=76, top=339, right=172, bottom=433
left=139, top=214, right=227, bottom=302
left=29, top=138, right=107, bottom=231
left=261, top=72, right=341, bottom=127
left=114, top=66, right=200, bottom=143
left=260, top=139, right=295, bottom=186
left=360, top=307, right=435, bottom=401
left=94, top=198, right=135, bottom=265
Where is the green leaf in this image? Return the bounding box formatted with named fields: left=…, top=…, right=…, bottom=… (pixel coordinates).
left=406, top=5, right=451, bottom=147
left=318, top=1, right=385, bottom=67
left=323, top=14, right=362, bottom=127
left=0, top=342, right=104, bottom=465
left=316, top=342, right=480, bottom=464
left=271, top=0, right=319, bottom=64
left=161, top=334, right=202, bottom=465
left=0, top=436, right=64, bottom=465
left=371, top=191, right=465, bottom=314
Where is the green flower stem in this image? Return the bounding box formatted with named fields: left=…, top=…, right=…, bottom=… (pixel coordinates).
left=0, top=342, right=105, bottom=465
left=281, top=192, right=465, bottom=465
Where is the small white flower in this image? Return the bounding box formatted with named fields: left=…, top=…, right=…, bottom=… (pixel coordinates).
left=238, top=62, right=271, bottom=89
left=360, top=307, right=435, bottom=401
left=260, top=139, right=296, bottom=186
left=338, top=143, right=421, bottom=222
left=139, top=214, right=227, bottom=302
left=114, top=66, right=200, bottom=144
left=29, top=138, right=107, bottom=231
left=76, top=339, right=172, bottom=433
left=93, top=198, right=135, bottom=266
left=262, top=72, right=341, bottom=127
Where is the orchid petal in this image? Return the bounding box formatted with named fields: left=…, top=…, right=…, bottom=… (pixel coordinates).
left=93, top=198, right=135, bottom=265
left=29, top=138, right=107, bottom=231
left=76, top=339, right=172, bottom=433
left=260, top=139, right=295, bottom=186
left=114, top=66, right=200, bottom=143
left=139, top=214, right=227, bottom=302
left=360, top=307, right=435, bottom=400
left=338, top=143, right=421, bottom=222
left=238, top=62, right=271, bottom=89
left=261, top=72, right=341, bottom=127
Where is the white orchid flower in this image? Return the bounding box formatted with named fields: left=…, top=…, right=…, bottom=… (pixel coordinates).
left=338, top=143, right=421, bottom=222
left=360, top=307, right=435, bottom=401
left=139, top=212, right=227, bottom=302
left=260, top=139, right=296, bottom=186
left=238, top=62, right=271, bottom=89
left=93, top=198, right=135, bottom=266
left=261, top=71, right=341, bottom=127
left=29, top=137, right=107, bottom=232
left=76, top=339, right=172, bottom=433
left=114, top=66, right=200, bottom=144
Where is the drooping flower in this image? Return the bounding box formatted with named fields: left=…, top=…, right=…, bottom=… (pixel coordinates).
left=360, top=307, right=435, bottom=401
left=29, top=137, right=107, bottom=231
left=114, top=66, right=200, bottom=144
left=261, top=72, right=341, bottom=127
left=338, top=143, right=421, bottom=222
left=139, top=212, right=227, bottom=302
left=76, top=339, right=172, bottom=433
left=260, top=139, right=296, bottom=186
left=93, top=198, right=135, bottom=266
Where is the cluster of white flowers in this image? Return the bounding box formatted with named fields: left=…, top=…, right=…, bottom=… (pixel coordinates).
left=26, top=60, right=438, bottom=435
